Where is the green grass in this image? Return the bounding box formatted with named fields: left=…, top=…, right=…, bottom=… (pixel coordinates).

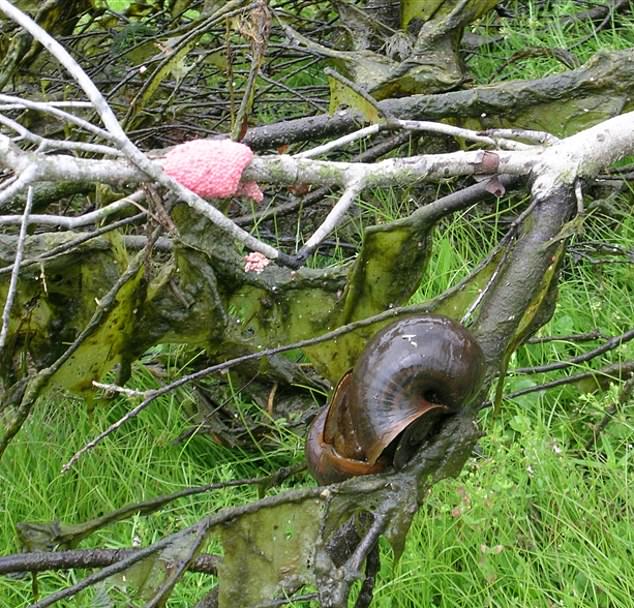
left=469, top=1, right=634, bottom=84
left=2, top=1, right=634, bottom=606
left=378, top=407, right=633, bottom=608
left=2, top=202, right=632, bottom=605
left=0, top=370, right=307, bottom=606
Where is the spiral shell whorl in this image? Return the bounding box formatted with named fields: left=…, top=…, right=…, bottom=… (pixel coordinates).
left=305, top=315, right=485, bottom=484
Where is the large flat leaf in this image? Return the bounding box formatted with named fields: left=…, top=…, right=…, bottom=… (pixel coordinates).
left=218, top=499, right=323, bottom=607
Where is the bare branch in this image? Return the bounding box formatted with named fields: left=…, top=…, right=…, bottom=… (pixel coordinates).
left=0, top=211, right=148, bottom=276
left=0, top=164, right=37, bottom=209
left=0, top=94, right=113, bottom=140
left=482, top=127, right=560, bottom=146
left=526, top=330, right=607, bottom=344
left=296, top=176, right=365, bottom=261
left=0, top=112, right=122, bottom=156
left=395, top=119, right=532, bottom=150
left=478, top=361, right=634, bottom=407
left=0, top=548, right=220, bottom=576
left=513, top=328, right=634, bottom=375
left=294, top=125, right=381, bottom=159
left=0, top=191, right=145, bottom=229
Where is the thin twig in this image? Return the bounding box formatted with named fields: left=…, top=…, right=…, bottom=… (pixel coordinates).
left=296, top=176, right=365, bottom=261
left=324, top=66, right=390, bottom=121
left=354, top=544, right=380, bottom=608
left=0, top=191, right=144, bottom=228
left=526, top=330, right=606, bottom=344
left=2, top=464, right=305, bottom=565
left=92, top=381, right=149, bottom=397
left=0, top=112, right=122, bottom=156
left=481, top=127, right=560, bottom=146
left=0, top=94, right=113, bottom=140
left=294, top=125, right=381, bottom=159
left=574, top=178, right=584, bottom=214
left=0, top=211, right=148, bottom=276
left=0, top=186, right=33, bottom=353
left=396, top=119, right=532, bottom=151
left=345, top=511, right=388, bottom=576
left=479, top=360, right=634, bottom=407
left=513, top=328, right=634, bottom=374
left=584, top=372, right=634, bottom=451
left=0, top=164, right=37, bottom=209
left=28, top=528, right=197, bottom=608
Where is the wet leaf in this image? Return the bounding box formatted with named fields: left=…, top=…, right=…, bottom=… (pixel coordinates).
left=401, top=0, right=502, bottom=30
left=102, top=531, right=205, bottom=604
left=328, top=75, right=380, bottom=123
left=128, top=35, right=198, bottom=127
left=218, top=499, right=323, bottom=608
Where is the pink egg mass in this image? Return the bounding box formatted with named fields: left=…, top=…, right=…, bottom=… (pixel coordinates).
left=162, top=139, right=263, bottom=203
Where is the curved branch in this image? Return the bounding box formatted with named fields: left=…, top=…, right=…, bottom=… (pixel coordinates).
left=243, top=49, right=634, bottom=150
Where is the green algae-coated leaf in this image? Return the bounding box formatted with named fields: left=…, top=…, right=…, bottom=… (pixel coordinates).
left=328, top=74, right=380, bottom=123
left=402, top=0, right=499, bottom=28
left=322, top=482, right=389, bottom=539
left=432, top=249, right=504, bottom=319
left=383, top=487, right=418, bottom=561
left=91, top=530, right=207, bottom=605
left=401, top=0, right=444, bottom=28
left=321, top=477, right=418, bottom=563
left=283, top=24, right=393, bottom=90
left=0, top=233, right=125, bottom=390
left=306, top=211, right=435, bottom=381
left=118, top=531, right=203, bottom=602
left=218, top=499, right=324, bottom=608
left=491, top=243, right=565, bottom=411
left=1, top=198, right=442, bottom=394
left=50, top=264, right=144, bottom=394
left=128, top=35, right=198, bottom=126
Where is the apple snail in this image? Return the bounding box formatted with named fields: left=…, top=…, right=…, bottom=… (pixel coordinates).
left=306, top=315, right=485, bottom=484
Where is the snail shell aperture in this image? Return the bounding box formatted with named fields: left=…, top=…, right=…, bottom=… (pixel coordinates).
left=306, top=315, right=485, bottom=484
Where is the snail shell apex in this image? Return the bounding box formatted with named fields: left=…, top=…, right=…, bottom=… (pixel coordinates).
left=306, top=315, right=485, bottom=484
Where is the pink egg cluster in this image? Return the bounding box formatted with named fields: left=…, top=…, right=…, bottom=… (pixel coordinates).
left=243, top=251, right=271, bottom=273
left=162, top=139, right=263, bottom=203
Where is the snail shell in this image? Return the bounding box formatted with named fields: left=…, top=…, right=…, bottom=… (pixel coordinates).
left=306, top=315, right=485, bottom=484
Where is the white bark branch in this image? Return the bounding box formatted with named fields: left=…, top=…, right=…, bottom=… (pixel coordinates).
left=394, top=119, right=532, bottom=150
left=297, top=176, right=366, bottom=260
left=0, top=112, right=122, bottom=156
left=0, top=187, right=33, bottom=353
left=295, top=125, right=381, bottom=159
left=0, top=191, right=145, bottom=228
left=0, top=1, right=292, bottom=265
left=0, top=94, right=113, bottom=140
left=0, top=164, right=37, bottom=209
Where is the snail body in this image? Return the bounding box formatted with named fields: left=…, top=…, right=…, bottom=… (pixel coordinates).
left=306, top=315, right=485, bottom=484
